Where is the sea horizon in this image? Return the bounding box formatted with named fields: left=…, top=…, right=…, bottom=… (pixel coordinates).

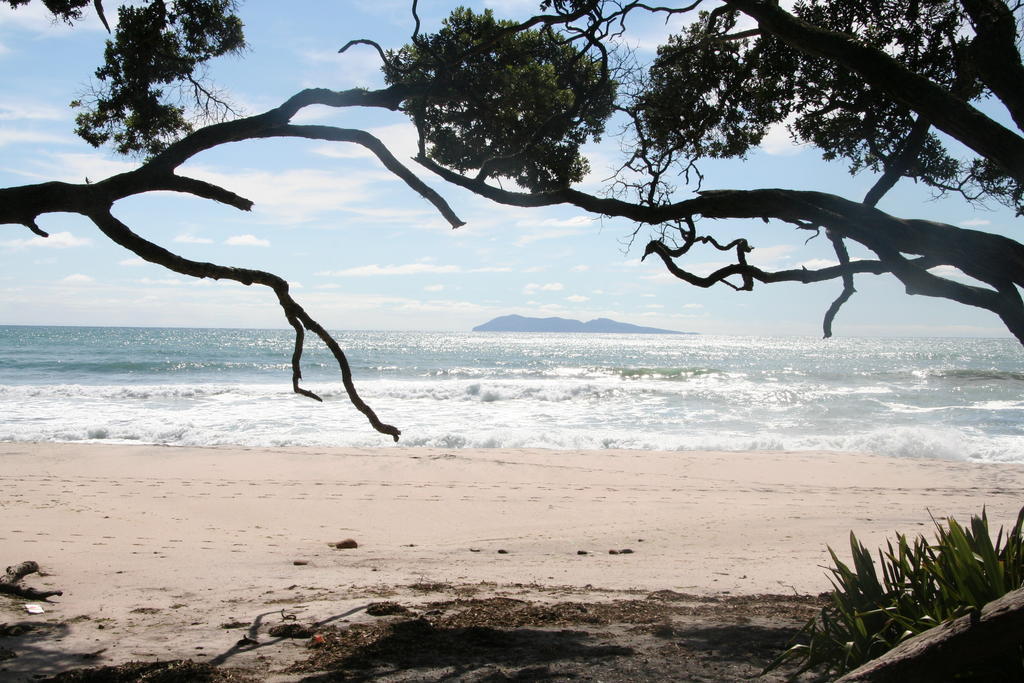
left=0, top=322, right=1016, bottom=341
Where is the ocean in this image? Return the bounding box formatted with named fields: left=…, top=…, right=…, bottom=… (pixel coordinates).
left=1, top=325, right=1022, bottom=463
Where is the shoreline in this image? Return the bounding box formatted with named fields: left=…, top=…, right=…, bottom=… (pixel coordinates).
left=2, top=442, right=1022, bottom=679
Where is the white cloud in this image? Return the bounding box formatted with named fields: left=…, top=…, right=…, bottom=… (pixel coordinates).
left=61, top=273, right=94, bottom=284
left=183, top=163, right=431, bottom=225
left=311, top=122, right=420, bottom=161
left=959, top=218, right=992, bottom=227
left=759, top=117, right=807, bottom=156
left=796, top=258, right=840, bottom=270
left=173, top=233, right=214, bottom=244
left=927, top=265, right=988, bottom=285
left=515, top=215, right=593, bottom=228
left=571, top=265, right=590, bottom=272
left=39, top=152, right=138, bottom=184
left=747, top=244, right=798, bottom=267
left=310, top=143, right=373, bottom=160
left=1, top=230, right=90, bottom=249
left=319, top=263, right=460, bottom=276
left=138, top=277, right=186, bottom=286
left=225, top=234, right=270, bottom=247
left=0, top=101, right=63, bottom=120
left=424, top=284, right=445, bottom=292
left=119, top=258, right=146, bottom=266
left=523, top=282, right=564, bottom=294
left=566, top=294, right=589, bottom=303
left=0, top=128, right=72, bottom=147
left=301, top=45, right=388, bottom=90
left=514, top=228, right=587, bottom=247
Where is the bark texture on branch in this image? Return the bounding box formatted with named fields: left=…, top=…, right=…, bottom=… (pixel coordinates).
left=836, top=587, right=1024, bottom=682
left=0, top=561, right=62, bottom=601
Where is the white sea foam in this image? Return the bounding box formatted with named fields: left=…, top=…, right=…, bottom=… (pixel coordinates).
left=2, top=328, right=1022, bottom=463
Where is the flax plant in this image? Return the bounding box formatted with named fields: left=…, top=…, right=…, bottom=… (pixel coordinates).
left=768, top=506, right=1024, bottom=677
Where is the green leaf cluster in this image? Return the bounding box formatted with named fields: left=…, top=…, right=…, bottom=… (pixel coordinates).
left=6, top=0, right=92, bottom=23
left=770, top=506, right=1024, bottom=678
left=72, top=0, right=245, bottom=157
left=384, top=8, right=616, bottom=192
left=637, top=1, right=1022, bottom=212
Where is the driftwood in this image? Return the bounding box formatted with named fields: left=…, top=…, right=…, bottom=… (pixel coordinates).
left=0, top=562, right=63, bottom=601
left=837, top=587, right=1024, bottom=682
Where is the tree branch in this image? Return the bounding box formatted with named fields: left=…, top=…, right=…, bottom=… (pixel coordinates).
left=86, top=208, right=401, bottom=441
left=416, top=154, right=1024, bottom=341
left=257, top=125, right=464, bottom=228
left=960, top=0, right=1024, bottom=133
left=863, top=116, right=932, bottom=207
left=722, top=0, right=1024, bottom=184
left=822, top=230, right=855, bottom=339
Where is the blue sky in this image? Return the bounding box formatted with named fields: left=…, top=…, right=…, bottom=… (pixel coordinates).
left=0, top=0, right=1018, bottom=337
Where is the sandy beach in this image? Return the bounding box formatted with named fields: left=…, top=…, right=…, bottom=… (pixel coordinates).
left=2, top=443, right=1022, bottom=680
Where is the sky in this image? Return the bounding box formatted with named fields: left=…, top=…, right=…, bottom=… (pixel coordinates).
left=0, top=0, right=1020, bottom=337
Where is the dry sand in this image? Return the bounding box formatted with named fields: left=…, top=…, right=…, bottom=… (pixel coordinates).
left=1, top=443, right=1022, bottom=680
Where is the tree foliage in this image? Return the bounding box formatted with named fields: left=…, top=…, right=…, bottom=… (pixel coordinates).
left=638, top=1, right=1021, bottom=211
left=383, top=7, right=616, bottom=192
left=73, top=0, right=245, bottom=157
left=6, top=0, right=245, bottom=157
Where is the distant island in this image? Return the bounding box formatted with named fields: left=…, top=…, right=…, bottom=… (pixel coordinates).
left=472, top=315, right=694, bottom=335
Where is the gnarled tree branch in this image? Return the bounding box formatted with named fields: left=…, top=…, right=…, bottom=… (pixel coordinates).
left=0, top=83, right=466, bottom=441
left=415, top=152, right=1024, bottom=343
left=86, top=208, right=402, bottom=441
